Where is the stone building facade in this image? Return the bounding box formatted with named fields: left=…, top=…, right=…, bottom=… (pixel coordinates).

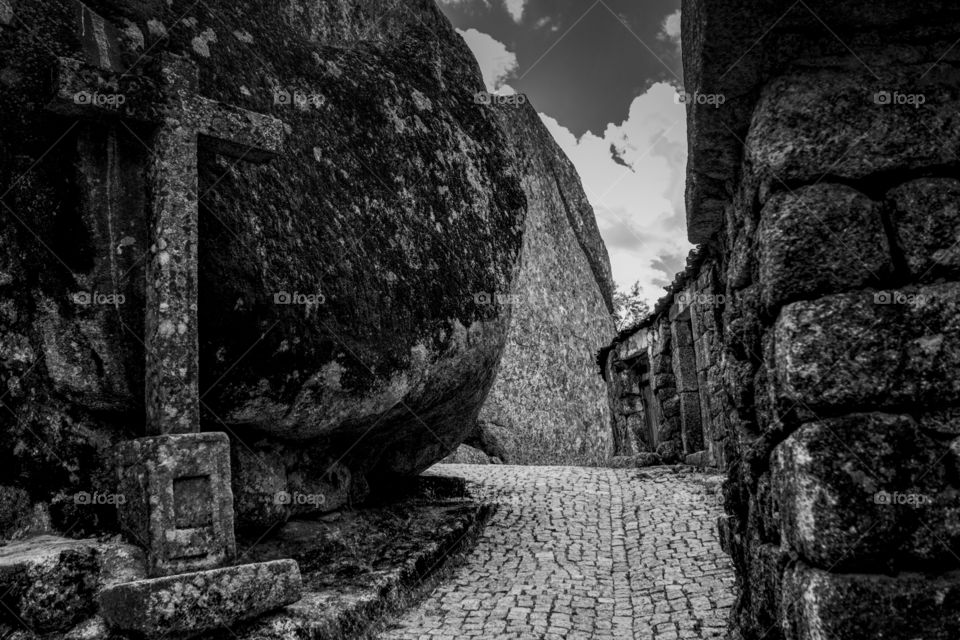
left=601, top=248, right=728, bottom=468
left=673, top=0, right=960, bottom=638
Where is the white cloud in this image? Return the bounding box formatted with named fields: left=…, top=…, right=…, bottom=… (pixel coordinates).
left=539, top=82, right=694, bottom=303
left=659, top=9, right=681, bottom=51
left=457, top=28, right=518, bottom=93
left=503, top=0, right=526, bottom=22
left=455, top=23, right=691, bottom=303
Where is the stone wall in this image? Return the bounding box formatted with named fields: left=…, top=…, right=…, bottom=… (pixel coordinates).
left=680, top=1, right=960, bottom=638
left=451, top=99, right=618, bottom=466
left=601, top=248, right=730, bottom=468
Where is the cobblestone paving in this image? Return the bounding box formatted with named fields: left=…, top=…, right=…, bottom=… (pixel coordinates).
left=379, top=464, right=735, bottom=640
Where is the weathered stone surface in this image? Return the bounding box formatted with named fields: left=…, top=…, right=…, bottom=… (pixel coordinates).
left=99, top=559, right=301, bottom=638
left=678, top=392, right=703, bottom=453
left=0, top=486, right=32, bottom=540
left=748, top=66, right=960, bottom=193
left=774, top=283, right=960, bottom=412
left=0, top=536, right=99, bottom=632
left=782, top=562, right=960, bottom=640
left=784, top=415, right=960, bottom=570
left=457, top=100, right=615, bottom=466
left=657, top=440, right=683, bottom=464
left=116, top=432, right=235, bottom=576
left=742, top=541, right=784, bottom=638
left=888, top=177, right=960, bottom=280
left=774, top=413, right=960, bottom=571
left=0, top=535, right=145, bottom=633
left=0, top=0, right=531, bottom=518
left=682, top=0, right=960, bottom=242
left=681, top=3, right=960, bottom=639
left=758, top=184, right=891, bottom=312
left=231, top=440, right=363, bottom=532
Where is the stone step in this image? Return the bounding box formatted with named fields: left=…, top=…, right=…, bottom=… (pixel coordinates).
left=0, top=534, right=145, bottom=633
left=99, top=559, right=302, bottom=638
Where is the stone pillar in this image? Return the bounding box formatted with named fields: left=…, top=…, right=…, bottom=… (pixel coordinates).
left=670, top=309, right=704, bottom=454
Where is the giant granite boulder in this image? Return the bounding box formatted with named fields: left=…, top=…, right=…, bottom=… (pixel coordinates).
left=0, top=0, right=525, bottom=533
left=452, top=100, right=617, bottom=466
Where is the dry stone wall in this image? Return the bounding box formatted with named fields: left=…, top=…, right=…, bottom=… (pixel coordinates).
left=602, top=249, right=730, bottom=469
left=679, top=1, right=960, bottom=638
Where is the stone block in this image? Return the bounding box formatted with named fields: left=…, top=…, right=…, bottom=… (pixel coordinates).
left=656, top=439, right=682, bottom=464
left=653, top=373, right=675, bottom=392
left=99, top=559, right=302, bottom=638
left=660, top=395, right=680, bottom=419
left=747, top=67, right=960, bottom=190
left=671, top=319, right=694, bottom=346
left=678, top=391, right=704, bottom=452
left=694, top=332, right=714, bottom=372
left=758, top=184, right=891, bottom=312
left=659, top=414, right=681, bottom=441
left=0, top=536, right=99, bottom=632
left=727, top=226, right=754, bottom=290
left=116, top=432, right=235, bottom=576
left=773, top=412, right=960, bottom=571
left=634, top=451, right=662, bottom=467
left=672, top=344, right=698, bottom=393
left=744, top=541, right=784, bottom=637
left=620, top=393, right=644, bottom=415
left=651, top=352, right=672, bottom=375
left=749, top=473, right=780, bottom=545
left=774, top=283, right=960, bottom=412
left=684, top=450, right=708, bottom=466
left=781, top=562, right=960, bottom=640
left=888, top=177, right=960, bottom=280
left=232, top=444, right=288, bottom=533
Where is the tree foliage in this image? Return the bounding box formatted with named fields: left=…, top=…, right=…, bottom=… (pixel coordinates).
left=613, top=280, right=652, bottom=331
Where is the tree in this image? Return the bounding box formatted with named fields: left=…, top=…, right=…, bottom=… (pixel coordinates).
left=613, top=280, right=652, bottom=331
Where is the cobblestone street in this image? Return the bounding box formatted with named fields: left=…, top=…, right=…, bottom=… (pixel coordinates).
left=379, top=464, right=735, bottom=640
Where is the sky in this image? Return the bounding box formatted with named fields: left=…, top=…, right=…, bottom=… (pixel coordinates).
left=435, top=0, right=692, bottom=303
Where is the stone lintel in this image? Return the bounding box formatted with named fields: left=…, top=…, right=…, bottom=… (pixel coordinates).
left=99, top=559, right=302, bottom=638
